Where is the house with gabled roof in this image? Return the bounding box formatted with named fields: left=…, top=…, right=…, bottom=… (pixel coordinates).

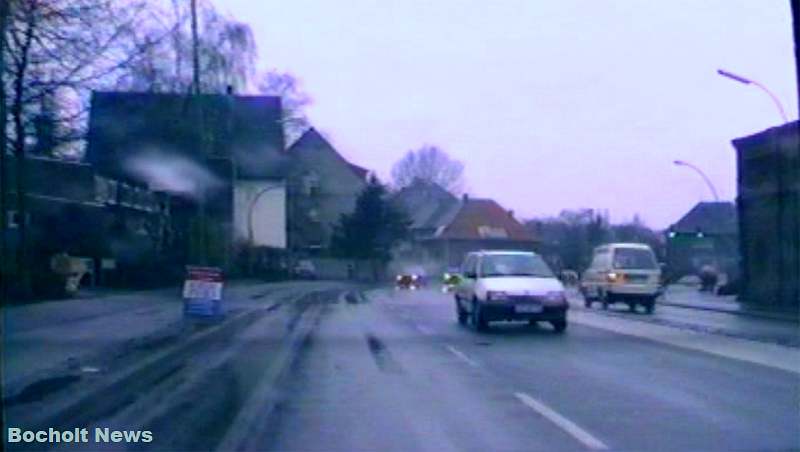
left=285, top=128, right=368, bottom=253
left=391, top=180, right=537, bottom=268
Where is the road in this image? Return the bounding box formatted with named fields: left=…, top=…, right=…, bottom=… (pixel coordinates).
left=4, top=283, right=798, bottom=451
left=261, top=286, right=799, bottom=452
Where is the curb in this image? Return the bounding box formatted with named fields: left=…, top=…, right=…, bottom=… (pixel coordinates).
left=658, top=300, right=799, bottom=323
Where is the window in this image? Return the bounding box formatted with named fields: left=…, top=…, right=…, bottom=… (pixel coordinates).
left=478, top=254, right=554, bottom=278
left=612, top=248, right=658, bottom=270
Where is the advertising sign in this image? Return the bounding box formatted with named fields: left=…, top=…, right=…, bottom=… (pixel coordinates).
left=182, top=266, right=224, bottom=318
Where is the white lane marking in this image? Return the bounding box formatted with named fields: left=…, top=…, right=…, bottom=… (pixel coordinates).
left=514, top=392, right=609, bottom=450
left=445, top=344, right=479, bottom=367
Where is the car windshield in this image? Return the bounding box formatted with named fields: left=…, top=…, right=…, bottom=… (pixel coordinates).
left=613, top=248, right=658, bottom=270
left=480, top=254, right=554, bottom=278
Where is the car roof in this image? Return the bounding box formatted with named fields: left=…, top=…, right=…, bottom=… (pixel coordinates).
left=597, top=242, right=654, bottom=251
left=469, top=250, right=538, bottom=257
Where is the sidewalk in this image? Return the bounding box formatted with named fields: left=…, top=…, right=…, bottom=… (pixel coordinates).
left=660, top=285, right=799, bottom=323
left=1, top=280, right=308, bottom=398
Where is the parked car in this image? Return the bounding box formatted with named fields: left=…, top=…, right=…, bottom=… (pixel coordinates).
left=454, top=250, right=568, bottom=333
left=580, top=243, right=662, bottom=313
left=292, top=260, right=317, bottom=280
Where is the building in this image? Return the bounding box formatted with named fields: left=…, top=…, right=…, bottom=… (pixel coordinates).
left=285, top=128, right=368, bottom=254
left=85, top=91, right=289, bottom=270
left=392, top=180, right=537, bottom=269
left=2, top=155, right=170, bottom=290
left=732, top=121, right=799, bottom=308
left=666, top=201, right=739, bottom=280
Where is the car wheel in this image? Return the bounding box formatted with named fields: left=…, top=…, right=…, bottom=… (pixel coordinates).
left=527, top=319, right=538, bottom=326
left=600, top=291, right=609, bottom=310
left=455, top=297, right=468, bottom=325
left=472, top=299, right=488, bottom=332
left=551, top=319, right=567, bottom=333
left=628, top=302, right=636, bottom=313
left=584, top=298, right=592, bottom=308
left=644, top=298, right=655, bottom=314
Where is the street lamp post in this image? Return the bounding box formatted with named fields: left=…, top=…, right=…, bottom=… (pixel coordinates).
left=717, top=69, right=788, bottom=123
left=673, top=160, right=720, bottom=202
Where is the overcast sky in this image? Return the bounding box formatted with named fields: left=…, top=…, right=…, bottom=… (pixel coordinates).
left=215, top=0, right=797, bottom=228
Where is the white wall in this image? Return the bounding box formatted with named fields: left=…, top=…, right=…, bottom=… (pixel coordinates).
left=233, top=180, right=286, bottom=248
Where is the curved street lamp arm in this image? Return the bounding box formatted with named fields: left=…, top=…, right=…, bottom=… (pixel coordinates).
left=750, top=80, right=789, bottom=123
left=674, top=160, right=720, bottom=202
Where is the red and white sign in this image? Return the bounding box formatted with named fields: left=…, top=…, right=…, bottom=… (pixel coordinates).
left=183, top=267, right=224, bottom=317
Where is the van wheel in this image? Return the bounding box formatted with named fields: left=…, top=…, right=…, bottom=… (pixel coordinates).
left=644, top=299, right=655, bottom=314
left=551, top=319, right=567, bottom=333
left=628, top=302, right=636, bottom=313
left=600, top=291, right=609, bottom=310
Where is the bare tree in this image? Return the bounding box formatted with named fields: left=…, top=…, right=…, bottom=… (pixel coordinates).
left=391, top=145, right=465, bottom=194
left=257, top=70, right=312, bottom=144
left=3, top=0, right=158, bottom=296
left=116, top=0, right=257, bottom=95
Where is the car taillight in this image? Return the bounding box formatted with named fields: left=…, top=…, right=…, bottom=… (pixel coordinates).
left=606, top=272, right=625, bottom=283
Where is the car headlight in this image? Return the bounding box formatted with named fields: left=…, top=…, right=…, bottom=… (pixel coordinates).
left=396, top=275, right=402, bottom=281
left=543, top=291, right=567, bottom=306
left=411, top=274, right=419, bottom=281
left=486, top=291, right=510, bottom=302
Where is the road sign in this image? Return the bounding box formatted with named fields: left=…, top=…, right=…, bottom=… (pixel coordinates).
left=183, top=266, right=224, bottom=318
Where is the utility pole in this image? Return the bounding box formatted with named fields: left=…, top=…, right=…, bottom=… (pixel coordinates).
left=190, top=0, right=209, bottom=264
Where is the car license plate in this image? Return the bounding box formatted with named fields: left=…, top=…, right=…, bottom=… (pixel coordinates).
left=515, top=304, right=542, bottom=313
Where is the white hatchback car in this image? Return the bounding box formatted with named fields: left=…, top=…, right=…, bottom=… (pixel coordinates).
left=580, top=243, right=662, bottom=313
left=454, top=251, right=568, bottom=333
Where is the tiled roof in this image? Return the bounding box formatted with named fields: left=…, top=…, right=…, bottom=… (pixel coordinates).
left=391, top=179, right=460, bottom=231
left=670, top=201, right=738, bottom=235
left=287, top=128, right=369, bottom=180
left=438, top=198, right=534, bottom=241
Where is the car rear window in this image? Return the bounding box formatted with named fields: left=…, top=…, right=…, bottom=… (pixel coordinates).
left=612, top=248, right=657, bottom=270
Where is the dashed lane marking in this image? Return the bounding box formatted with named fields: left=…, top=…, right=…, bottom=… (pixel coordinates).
left=444, top=344, right=479, bottom=368
left=514, top=392, right=609, bottom=450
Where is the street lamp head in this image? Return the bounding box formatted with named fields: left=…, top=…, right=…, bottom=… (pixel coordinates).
left=717, top=69, right=752, bottom=85
left=673, top=160, right=686, bottom=166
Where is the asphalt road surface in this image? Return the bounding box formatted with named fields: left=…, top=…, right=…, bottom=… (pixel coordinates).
left=261, top=287, right=799, bottom=452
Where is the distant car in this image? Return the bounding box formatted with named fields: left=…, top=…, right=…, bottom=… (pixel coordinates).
left=292, top=260, right=317, bottom=279
left=395, top=272, right=425, bottom=290
left=580, top=243, right=661, bottom=313
left=454, top=250, right=568, bottom=333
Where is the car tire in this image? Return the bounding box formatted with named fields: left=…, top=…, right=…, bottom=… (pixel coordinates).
left=628, top=302, right=636, bottom=313
left=551, top=319, right=567, bottom=334
left=472, top=299, right=488, bottom=332
left=644, top=298, right=655, bottom=314
left=455, top=297, right=468, bottom=325
left=584, top=298, right=592, bottom=308
left=600, top=291, right=609, bottom=310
